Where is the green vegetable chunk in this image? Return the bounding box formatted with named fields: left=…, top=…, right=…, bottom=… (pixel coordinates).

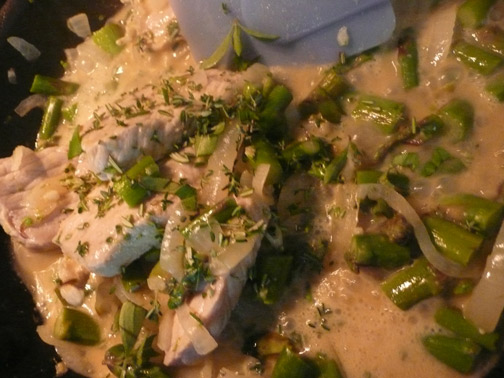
left=315, top=354, right=344, bottom=378
left=39, top=96, right=63, bottom=140
left=440, top=194, right=504, bottom=235
left=92, top=23, right=125, bottom=55
left=451, top=40, right=502, bottom=76
left=256, top=254, right=293, bottom=305
left=68, top=126, right=83, bottom=159
left=381, top=258, right=442, bottom=310
left=456, top=0, right=497, bottom=29
left=351, top=95, right=405, bottom=134
left=346, top=234, right=410, bottom=270
left=435, top=307, right=499, bottom=351
left=422, top=334, right=481, bottom=373
left=249, top=139, right=283, bottom=185
left=474, top=26, right=504, bottom=58
left=53, top=307, right=100, bottom=345
left=119, top=301, right=147, bottom=353
left=114, top=176, right=148, bottom=207
left=30, top=74, right=80, bottom=96
left=437, top=99, right=474, bottom=142
left=272, top=347, right=315, bottom=378
left=398, top=29, right=419, bottom=90
left=424, top=216, right=484, bottom=266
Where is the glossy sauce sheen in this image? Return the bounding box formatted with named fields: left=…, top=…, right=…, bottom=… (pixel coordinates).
left=10, top=0, right=504, bottom=377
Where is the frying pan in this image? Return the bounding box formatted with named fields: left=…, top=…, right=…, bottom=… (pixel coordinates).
left=0, top=1, right=503, bottom=377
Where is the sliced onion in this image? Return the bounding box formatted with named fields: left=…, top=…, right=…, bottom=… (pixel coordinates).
left=14, top=94, right=46, bottom=117
left=7, top=68, right=17, bottom=84
left=357, top=184, right=476, bottom=278
left=160, top=202, right=187, bottom=282
left=464, top=221, right=504, bottom=332
left=67, top=13, right=91, bottom=39
left=7, top=36, right=41, bottom=61
left=210, top=235, right=260, bottom=276
left=186, top=218, right=223, bottom=256
left=200, top=124, right=241, bottom=206
left=175, top=303, right=218, bottom=355
left=252, top=164, right=270, bottom=199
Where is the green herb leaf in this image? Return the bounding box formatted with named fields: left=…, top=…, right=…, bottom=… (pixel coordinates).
left=200, top=28, right=233, bottom=69
left=68, top=126, right=83, bottom=159
left=392, top=152, right=419, bottom=171
left=232, top=23, right=243, bottom=57
left=119, top=301, right=147, bottom=353
left=421, top=147, right=465, bottom=177
left=239, top=24, right=280, bottom=41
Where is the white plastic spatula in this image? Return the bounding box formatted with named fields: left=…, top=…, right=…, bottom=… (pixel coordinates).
left=170, top=0, right=396, bottom=66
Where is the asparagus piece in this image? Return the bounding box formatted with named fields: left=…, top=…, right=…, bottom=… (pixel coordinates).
left=407, top=115, right=444, bottom=145
left=272, top=347, right=314, bottom=378
left=474, top=26, right=504, bottom=58
left=258, top=84, right=293, bottom=140
left=249, top=139, right=283, bottom=185
left=282, top=138, right=322, bottom=162
left=68, top=126, right=83, bottom=159
left=256, top=332, right=291, bottom=356
left=355, top=170, right=382, bottom=184
left=346, top=234, right=411, bottom=271
left=30, top=74, right=79, bottom=96
left=324, top=148, right=348, bottom=184
left=452, top=40, right=503, bottom=76
left=456, top=0, right=497, bottom=29
left=39, top=96, right=63, bottom=140
left=437, top=99, right=474, bottom=142
left=485, top=75, right=504, bottom=101
left=53, top=307, right=101, bottom=345
left=92, top=23, right=125, bottom=55
left=351, top=95, right=405, bottom=134
left=298, top=68, right=349, bottom=121
left=435, top=307, right=499, bottom=351
left=114, top=176, right=149, bottom=207
left=422, top=334, right=481, bottom=373
left=424, top=216, right=484, bottom=266
left=256, top=254, right=293, bottom=305
left=439, top=193, right=504, bottom=235
left=398, top=29, right=419, bottom=90
left=381, top=258, right=442, bottom=310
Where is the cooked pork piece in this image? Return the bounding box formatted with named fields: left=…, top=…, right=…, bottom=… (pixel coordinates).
left=158, top=195, right=269, bottom=365
left=75, top=69, right=255, bottom=180
left=0, top=146, right=74, bottom=249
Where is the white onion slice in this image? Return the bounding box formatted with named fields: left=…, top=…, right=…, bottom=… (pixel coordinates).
left=67, top=13, right=92, bottom=39
left=7, top=36, right=41, bottom=61
left=7, top=68, right=17, bottom=84
left=176, top=303, right=218, bottom=355
left=357, top=183, right=476, bottom=278
left=464, top=221, right=504, bottom=332
left=186, top=218, right=224, bottom=256
left=160, top=202, right=187, bottom=282
left=200, top=124, right=241, bottom=206
left=210, top=235, right=260, bottom=276
left=14, top=94, right=46, bottom=117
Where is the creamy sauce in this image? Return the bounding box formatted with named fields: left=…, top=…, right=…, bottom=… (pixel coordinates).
left=7, top=0, right=504, bottom=377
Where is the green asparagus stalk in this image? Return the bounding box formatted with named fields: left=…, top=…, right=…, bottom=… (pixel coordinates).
left=30, top=74, right=80, bottom=96
left=351, top=95, right=405, bottom=134
left=324, top=148, right=348, bottom=184
left=485, top=75, right=504, bottom=101
left=437, top=98, right=474, bottom=142
left=92, top=23, right=125, bottom=55
left=407, top=115, right=444, bottom=145
left=398, top=29, right=419, bottom=90
left=68, top=126, right=83, bottom=159
left=258, top=84, right=293, bottom=140
left=272, top=347, right=313, bottom=378
left=249, top=139, right=283, bottom=185
left=424, top=216, right=484, bottom=266
left=282, top=138, right=322, bottom=162
left=346, top=234, right=411, bottom=271
left=381, top=258, right=442, bottom=310
left=256, top=254, right=293, bottom=305
left=474, top=26, right=504, bottom=58
left=355, top=170, right=382, bottom=184
left=435, top=307, right=499, bottom=351
left=39, top=96, right=63, bottom=140
left=422, top=334, right=481, bottom=373
left=457, top=0, right=497, bottom=29
left=439, top=193, right=504, bottom=235
left=451, top=40, right=503, bottom=76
